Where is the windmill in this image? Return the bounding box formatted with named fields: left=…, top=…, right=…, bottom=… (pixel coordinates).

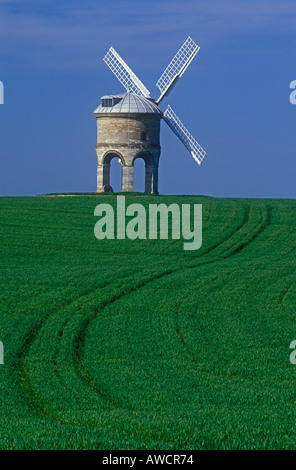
left=94, top=36, right=206, bottom=193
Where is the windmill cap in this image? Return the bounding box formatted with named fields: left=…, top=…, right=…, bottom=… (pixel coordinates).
left=93, top=91, right=163, bottom=115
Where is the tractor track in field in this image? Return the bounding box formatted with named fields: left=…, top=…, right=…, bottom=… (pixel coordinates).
left=199, top=201, right=271, bottom=262
left=16, top=292, right=96, bottom=420
left=17, top=268, right=180, bottom=418
left=73, top=202, right=272, bottom=407
left=17, top=200, right=272, bottom=438
left=172, top=268, right=249, bottom=380
left=172, top=202, right=272, bottom=369
left=280, top=285, right=296, bottom=322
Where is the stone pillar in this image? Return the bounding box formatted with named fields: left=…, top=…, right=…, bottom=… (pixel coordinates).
left=103, top=164, right=111, bottom=190
left=96, top=163, right=104, bottom=192
left=151, top=165, right=159, bottom=194
left=145, top=165, right=153, bottom=193
left=96, top=163, right=112, bottom=192
left=122, top=165, right=134, bottom=192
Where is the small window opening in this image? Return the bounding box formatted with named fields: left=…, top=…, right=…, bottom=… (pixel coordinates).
left=101, top=98, right=112, bottom=107
left=101, top=96, right=123, bottom=108
left=141, top=131, right=147, bottom=142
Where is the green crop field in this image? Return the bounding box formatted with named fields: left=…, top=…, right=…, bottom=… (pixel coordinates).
left=0, top=194, right=296, bottom=450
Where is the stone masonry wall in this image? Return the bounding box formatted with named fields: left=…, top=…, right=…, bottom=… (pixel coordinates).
left=94, top=113, right=162, bottom=193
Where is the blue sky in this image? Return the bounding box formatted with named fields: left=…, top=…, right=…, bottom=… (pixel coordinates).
left=0, top=0, right=295, bottom=197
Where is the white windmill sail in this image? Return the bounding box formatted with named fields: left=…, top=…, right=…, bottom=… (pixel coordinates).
left=103, top=47, right=150, bottom=97
left=163, top=105, right=206, bottom=165
left=156, top=37, right=200, bottom=105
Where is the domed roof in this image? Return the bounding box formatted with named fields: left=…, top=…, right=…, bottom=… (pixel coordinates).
left=93, top=92, right=162, bottom=115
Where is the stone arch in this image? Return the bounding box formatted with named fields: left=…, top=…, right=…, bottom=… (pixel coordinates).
left=132, top=151, right=158, bottom=194
left=102, top=151, right=126, bottom=166
left=132, top=151, right=154, bottom=167
left=100, top=151, right=125, bottom=192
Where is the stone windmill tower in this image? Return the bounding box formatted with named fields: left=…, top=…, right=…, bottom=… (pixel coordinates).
left=94, top=92, right=162, bottom=193
left=94, top=37, right=206, bottom=194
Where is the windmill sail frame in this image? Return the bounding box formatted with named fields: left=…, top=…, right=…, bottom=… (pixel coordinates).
left=103, top=47, right=150, bottom=97
left=156, top=37, right=200, bottom=104
left=102, top=37, right=206, bottom=167
left=163, top=105, right=206, bottom=166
